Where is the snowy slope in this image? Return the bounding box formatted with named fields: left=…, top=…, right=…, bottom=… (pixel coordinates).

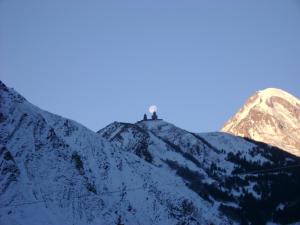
left=222, top=88, right=300, bottom=156
left=0, top=81, right=230, bottom=225
left=98, top=119, right=300, bottom=224
left=1, top=80, right=300, bottom=225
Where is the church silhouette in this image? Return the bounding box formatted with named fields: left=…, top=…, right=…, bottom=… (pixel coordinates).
left=142, top=111, right=161, bottom=121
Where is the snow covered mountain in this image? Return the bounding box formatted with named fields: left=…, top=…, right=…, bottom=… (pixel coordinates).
left=222, top=88, right=300, bottom=156
left=98, top=121, right=300, bottom=224
left=1, top=81, right=300, bottom=225
left=0, top=81, right=227, bottom=225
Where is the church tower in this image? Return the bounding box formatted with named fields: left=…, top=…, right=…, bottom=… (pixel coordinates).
left=151, top=111, right=158, bottom=120
left=143, top=113, right=147, bottom=121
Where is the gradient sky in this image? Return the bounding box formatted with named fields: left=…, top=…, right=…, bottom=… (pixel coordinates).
left=1, top=0, right=300, bottom=132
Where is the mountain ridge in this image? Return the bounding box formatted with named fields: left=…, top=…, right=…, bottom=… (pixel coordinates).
left=1, top=81, right=300, bottom=225
left=222, top=87, right=300, bottom=156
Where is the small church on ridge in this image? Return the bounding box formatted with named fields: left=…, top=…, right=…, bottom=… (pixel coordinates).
left=140, top=105, right=162, bottom=122
left=143, top=111, right=158, bottom=121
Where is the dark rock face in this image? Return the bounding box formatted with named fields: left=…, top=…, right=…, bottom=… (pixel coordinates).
left=222, top=88, right=300, bottom=156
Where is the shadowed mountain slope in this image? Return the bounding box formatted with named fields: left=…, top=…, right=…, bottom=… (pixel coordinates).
left=1, top=81, right=300, bottom=225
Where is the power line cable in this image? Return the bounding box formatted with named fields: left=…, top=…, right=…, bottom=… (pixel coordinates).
left=2, top=162, right=300, bottom=209
left=237, top=164, right=300, bottom=175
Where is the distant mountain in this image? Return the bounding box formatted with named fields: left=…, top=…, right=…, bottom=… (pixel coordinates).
left=222, top=88, right=300, bottom=156
left=1, top=81, right=300, bottom=225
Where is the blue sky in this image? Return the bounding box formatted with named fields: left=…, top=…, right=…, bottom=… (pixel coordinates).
left=1, top=0, right=300, bottom=132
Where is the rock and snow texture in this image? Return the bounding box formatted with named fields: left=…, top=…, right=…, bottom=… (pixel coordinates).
left=222, top=88, right=300, bottom=156
left=0, top=81, right=230, bottom=225
left=1, top=81, right=300, bottom=225
left=98, top=120, right=300, bottom=224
